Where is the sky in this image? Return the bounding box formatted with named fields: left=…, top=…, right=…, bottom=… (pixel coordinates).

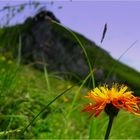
left=0, top=1, right=140, bottom=71
left=47, top=1, right=140, bottom=72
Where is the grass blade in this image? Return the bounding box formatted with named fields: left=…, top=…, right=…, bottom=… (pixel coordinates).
left=20, top=84, right=75, bottom=137
left=105, top=40, right=137, bottom=82
left=51, top=19, right=95, bottom=89
left=101, top=23, right=107, bottom=43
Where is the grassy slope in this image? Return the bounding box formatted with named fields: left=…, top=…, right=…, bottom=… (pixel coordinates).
left=0, top=60, right=140, bottom=139
left=52, top=22, right=140, bottom=94
left=0, top=20, right=140, bottom=93
left=0, top=20, right=140, bottom=139
left=0, top=19, right=140, bottom=92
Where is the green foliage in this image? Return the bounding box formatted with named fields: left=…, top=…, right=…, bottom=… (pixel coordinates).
left=0, top=61, right=139, bottom=139
left=0, top=17, right=140, bottom=94
left=0, top=13, right=140, bottom=139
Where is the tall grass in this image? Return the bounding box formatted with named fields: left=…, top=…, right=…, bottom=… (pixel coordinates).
left=0, top=58, right=21, bottom=138
left=0, top=19, right=139, bottom=139
left=18, top=19, right=96, bottom=138
left=17, top=20, right=139, bottom=139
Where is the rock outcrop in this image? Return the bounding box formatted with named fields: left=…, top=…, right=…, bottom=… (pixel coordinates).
left=21, top=10, right=90, bottom=80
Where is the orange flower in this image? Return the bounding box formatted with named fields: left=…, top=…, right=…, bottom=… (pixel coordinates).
left=82, top=84, right=140, bottom=118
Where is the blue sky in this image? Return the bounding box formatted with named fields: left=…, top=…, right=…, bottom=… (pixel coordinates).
left=0, top=1, right=140, bottom=71
left=47, top=1, right=140, bottom=72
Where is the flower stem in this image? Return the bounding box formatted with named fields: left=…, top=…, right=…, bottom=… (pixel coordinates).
left=104, top=116, right=114, bottom=140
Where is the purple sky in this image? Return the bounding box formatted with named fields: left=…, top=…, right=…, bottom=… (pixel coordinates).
left=0, top=1, right=140, bottom=71
left=47, top=1, right=140, bottom=72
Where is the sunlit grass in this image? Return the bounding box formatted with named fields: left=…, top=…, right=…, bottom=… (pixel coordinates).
left=0, top=16, right=140, bottom=139
left=0, top=60, right=140, bottom=139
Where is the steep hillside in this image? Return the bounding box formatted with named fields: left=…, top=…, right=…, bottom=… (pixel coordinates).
left=0, top=10, right=140, bottom=95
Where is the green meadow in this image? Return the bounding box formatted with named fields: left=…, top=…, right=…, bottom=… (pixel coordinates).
left=0, top=60, right=140, bottom=139
left=0, top=8, right=140, bottom=139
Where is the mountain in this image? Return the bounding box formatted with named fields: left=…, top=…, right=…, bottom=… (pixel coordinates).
left=0, top=10, right=140, bottom=95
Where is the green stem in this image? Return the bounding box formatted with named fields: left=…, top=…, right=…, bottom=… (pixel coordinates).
left=104, top=116, right=114, bottom=140
left=51, top=20, right=95, bottom=88
left=20, top=85, right=75, bottom=137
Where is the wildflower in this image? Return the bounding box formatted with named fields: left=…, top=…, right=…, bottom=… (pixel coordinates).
left=82, top=84, right=140, bottom=118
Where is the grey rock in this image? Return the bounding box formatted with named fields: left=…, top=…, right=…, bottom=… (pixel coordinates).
left=21, top=10, right=117, bottom=85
